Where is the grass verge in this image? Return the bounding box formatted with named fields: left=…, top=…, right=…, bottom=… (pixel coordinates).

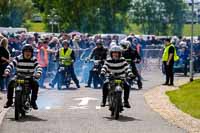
left=24, top=20, right=46, bottom=32
left=126, top=23, right=200, bottom=36
left=166, top=79, right=200, bottom=119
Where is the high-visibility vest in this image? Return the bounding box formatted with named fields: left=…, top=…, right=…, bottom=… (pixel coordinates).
left=162, top=44, right=179, bottom=62
left=37, top=47, right=48, bottom=67
left=59, top=48, right=73, bottom=66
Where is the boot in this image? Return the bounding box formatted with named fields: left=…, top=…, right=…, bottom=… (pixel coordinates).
left=4, top=100, right=13, bottom=108
left=76, top=84, right=80, bottom=89
left=31, top=100, right=38, bottom=110
left=138, top=80, right=143, bottom=89
left=31, top=94, right=38, bottom=110
left=100, top=97, right=106, bottom=107
left=49, top=83, right=54, bottom=88
left=85, top=85, right=91, bottom=88
left=123, top=101, right=131, bottom=108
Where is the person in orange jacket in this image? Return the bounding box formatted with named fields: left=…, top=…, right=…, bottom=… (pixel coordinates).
left=38, top=40, right=49, bottom=88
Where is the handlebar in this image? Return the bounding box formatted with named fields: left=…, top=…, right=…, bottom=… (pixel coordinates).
left=59, top=57, right=72, bottom=61
left=84, top=59, right=104, bottom=64
left=104, top=73, right=126, bottom=80
left=17, top=73, right=39, bottom=79
left=125, top=59, right=140, bottom=64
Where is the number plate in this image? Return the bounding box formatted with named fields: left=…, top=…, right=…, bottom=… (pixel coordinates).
left=16, top=86, right=22, bottom=91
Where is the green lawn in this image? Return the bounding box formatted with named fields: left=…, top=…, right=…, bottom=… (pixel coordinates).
left=183, top=24, right=200, bottom=36
left=29, top=22, right=45, bottom=32
left=126, top=23, right=200, bottom=36
left=22, top=21, right=200, bottom=35
left=166, top=79, right=200, bottom=119
left=24, top=20, right=46, bottom=32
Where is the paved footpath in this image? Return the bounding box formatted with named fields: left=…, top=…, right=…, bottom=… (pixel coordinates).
left=145, top=76, right=200, bottom=133
left=0, top=69, right=186, bottom=133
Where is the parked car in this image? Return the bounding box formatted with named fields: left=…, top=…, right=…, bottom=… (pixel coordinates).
left=31, top=14, right=42, bottom=22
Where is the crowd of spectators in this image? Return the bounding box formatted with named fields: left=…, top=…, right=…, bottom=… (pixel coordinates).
left=0, top=31, right=200, bottom=91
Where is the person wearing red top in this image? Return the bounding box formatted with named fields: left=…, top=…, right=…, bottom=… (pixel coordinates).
left=38, top=40, right=49, bottom=88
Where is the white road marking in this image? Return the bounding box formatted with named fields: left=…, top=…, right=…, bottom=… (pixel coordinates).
left=74, top=97, right=98, bottom=106
left=95, top=106, right=101, bottom=110
left=45, top=106, right=51, bottom=110
left=69, top=106, right=88, bottom=110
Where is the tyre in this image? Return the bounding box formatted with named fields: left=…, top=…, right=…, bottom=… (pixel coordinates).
left=15, top=91, right=21, bottom=120
left=65, top=74, right=71, bottom=89
left=21, top=95, right=29, bottom=117
left=66, top=85, right=69, bottom=89
left=114, top=93, right=122, bottom=120
left=108, top=95, right=114, bottom=116
left=21, top=110, right=26, bottom=117
left=137, top=80, right=142, bottom=90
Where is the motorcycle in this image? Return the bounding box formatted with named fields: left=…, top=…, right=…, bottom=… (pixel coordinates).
left=86, top=59, right=103, bottom=88
left=126, top=59, right=142, bottom=90
left=11, top=48, right=21, bottom=57
left=57, top=57, right=72, bottom=90
left=106, top=74, right=126, bottom=120
left=14, top=74, right=34, bottom=120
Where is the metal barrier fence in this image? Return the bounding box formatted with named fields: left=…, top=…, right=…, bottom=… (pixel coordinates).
left=141, top=49, right=163, bottom=72
left=46, top=48, right=164, bottom=83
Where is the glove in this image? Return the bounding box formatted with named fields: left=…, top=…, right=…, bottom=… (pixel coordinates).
left=135, top=60, right=141, bottom=64
left=84, top=58, right=90, bottom=63
left=34, top=73, right=41, bottom=79
left=3, top=71, right=10, bottom=77
left=100, top=73, right=105, bottom=79
left=128, top=74, right=135, bottom=80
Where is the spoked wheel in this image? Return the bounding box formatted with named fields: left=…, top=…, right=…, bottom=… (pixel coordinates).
left=21, top=95, right=27, bottom=117
left=108, top=93, right=114, bottom=116
left=65, top=72, right=71, bottom=89
left=114, top=93, right=122, bottom=120
left=65, top=77, right=71, bottom=89
left=21, top=110, right=26, bottom=117
left=15, top=91, right=21, bottom=120
left=109, top=97, right=114, bottom=116
left=137, top=80, right=143, bottom=90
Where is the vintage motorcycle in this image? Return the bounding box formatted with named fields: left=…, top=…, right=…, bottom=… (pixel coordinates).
left=14, top=74, right=34, bottom=120
left=106, top=74, right=126, bottom=120
left=57, top=57, right=72, bottom=90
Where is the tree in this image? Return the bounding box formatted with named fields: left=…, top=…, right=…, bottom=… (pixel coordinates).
left=0, top=0, right=33, bottom=27
left=130, top=0, right=187, bottom=35
left=160, top=0, right=187, bottom=35
left=40, top=0, right=132, bottom=33
left=98, top=0, right=131, bottom=33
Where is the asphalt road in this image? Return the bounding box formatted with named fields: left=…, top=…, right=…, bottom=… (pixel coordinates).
left=0, top=69, right=186, bottom=133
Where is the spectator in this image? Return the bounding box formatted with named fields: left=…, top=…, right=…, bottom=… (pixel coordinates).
left=0, top=38, right=10, bottom=91
left=38, top=40, right=49, bottom=88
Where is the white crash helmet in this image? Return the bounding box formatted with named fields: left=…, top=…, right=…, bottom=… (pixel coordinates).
left=110, top=40, right=117, bottom=48
left=110, top=45, right=122, bottom=58
left=179, top=41, right=186, bottom=46
left=119, top=40, right=130, bottom=50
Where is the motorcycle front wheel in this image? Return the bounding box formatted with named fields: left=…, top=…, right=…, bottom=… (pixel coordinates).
left=114, top=92, right=122, bottom=120
left=15, top=91, right=21, bottom=120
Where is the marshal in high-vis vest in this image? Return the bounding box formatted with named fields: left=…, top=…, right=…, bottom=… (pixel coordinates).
left=59, top=47, right=73, bottom=66
left=162, top=38, right=179, bottom=86
left=57, top=40, right=80, bottom=89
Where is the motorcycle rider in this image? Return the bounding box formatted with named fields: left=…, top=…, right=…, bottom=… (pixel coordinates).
left=120, top=40, right=143, bottom=89
left=85, top=39, right=108, bottom=88
left=57, top=40, right=80, bottom=89
left=4, top=44, right=42, bottom=110
left=100, top=45, right=133, bottom=108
